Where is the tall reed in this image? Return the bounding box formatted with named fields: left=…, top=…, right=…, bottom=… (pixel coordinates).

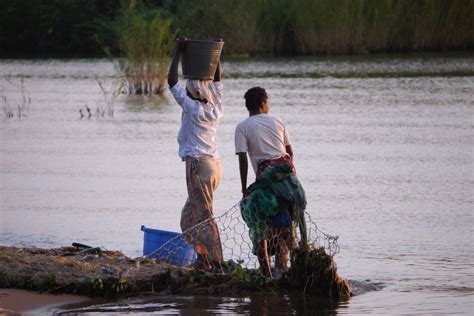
left=172, top=0, right=473, bottom=55
left=117, top=1, right=175, bottom=95
left=173, top=0, right=261, bottom=55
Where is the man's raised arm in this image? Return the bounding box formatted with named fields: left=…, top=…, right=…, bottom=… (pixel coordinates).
left=168, top=37, right=187, bottom=87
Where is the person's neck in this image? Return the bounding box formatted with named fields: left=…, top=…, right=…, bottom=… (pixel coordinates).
left=249, top=110, right=263, bottom=117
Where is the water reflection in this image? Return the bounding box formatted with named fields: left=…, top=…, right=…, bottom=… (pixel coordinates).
left=59, top=293, right=347, bottom=315
left=124, top=94, right=171, bottom=113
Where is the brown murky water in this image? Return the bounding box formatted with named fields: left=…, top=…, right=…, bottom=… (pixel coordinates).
left=1, top=54, right=473, bottom=314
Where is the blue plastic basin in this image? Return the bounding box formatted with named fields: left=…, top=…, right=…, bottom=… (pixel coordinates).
left=141, top=225, right=196, bottom=266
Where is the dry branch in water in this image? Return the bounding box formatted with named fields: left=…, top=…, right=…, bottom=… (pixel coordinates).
left=95, top=77, right=125, bottom=118
left=2, top=78, right=30, bottom=118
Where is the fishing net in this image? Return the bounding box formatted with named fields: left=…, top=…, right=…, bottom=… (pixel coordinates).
left=145, top=201, right=339, bottom=270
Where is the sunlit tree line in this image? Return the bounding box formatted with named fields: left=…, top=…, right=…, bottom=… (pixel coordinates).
left=0, top=0, right=472, bottom=58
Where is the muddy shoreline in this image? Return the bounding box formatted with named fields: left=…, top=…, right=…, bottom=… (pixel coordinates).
left=0, top=288, right=93, bottom=315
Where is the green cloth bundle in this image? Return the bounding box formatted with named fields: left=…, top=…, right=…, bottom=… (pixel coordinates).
left=240, top=163, right=307, bottom=254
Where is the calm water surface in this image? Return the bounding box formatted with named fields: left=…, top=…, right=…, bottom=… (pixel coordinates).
left=1, top=54, right=473, bottom=314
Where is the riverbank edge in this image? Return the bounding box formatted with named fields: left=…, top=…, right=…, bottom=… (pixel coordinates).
left=1, top=49, right=473, bottom=61
left=0, top=245, right=350, bottom=302
left=0, top=245, right=262, bottom=299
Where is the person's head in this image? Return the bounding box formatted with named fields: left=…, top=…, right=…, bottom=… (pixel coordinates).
left=186, top=80, right=218, bottom=105
left=244, top=87, right=269, bottom=114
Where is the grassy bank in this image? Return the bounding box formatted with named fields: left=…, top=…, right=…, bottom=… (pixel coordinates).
left=0, top=245, right=350, bottom=299
left=0, top=0, right=472, bottom=57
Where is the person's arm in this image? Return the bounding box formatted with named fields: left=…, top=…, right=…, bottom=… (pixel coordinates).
left=168, top=37, right=187, bottom=87
left=214, top=61, right=221, bottom=82
left=285, top=145, right=293, bottom=159
left=238, top=152, right=248, bottom=197
left=213, top=38, right=223, bottom=82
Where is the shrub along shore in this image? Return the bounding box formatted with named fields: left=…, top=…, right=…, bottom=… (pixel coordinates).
left=1, top=0, right=472, bottom=58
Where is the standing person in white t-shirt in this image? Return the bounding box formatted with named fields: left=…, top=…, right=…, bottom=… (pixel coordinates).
left=168, top=37, right=224, bottom=272
left=235, top=86, right=307, bottom=278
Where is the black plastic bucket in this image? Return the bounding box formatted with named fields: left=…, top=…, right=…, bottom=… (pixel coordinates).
left=181, top=40, right=224, bottom=80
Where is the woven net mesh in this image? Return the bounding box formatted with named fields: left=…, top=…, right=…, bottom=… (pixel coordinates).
left=145, top=202, right=339, bottom=269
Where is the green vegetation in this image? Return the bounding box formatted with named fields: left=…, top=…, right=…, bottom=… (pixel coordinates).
left=0, top=0, right=121, bottom=57
left=174, top=0, right=473, bottom=55
left=288, top=245, right=351, bottom=299
left=112, top=1, right=175, bottom=94
left=47, top=273, right=57, bottom=288
left=0, top=0, right=472, bottom=58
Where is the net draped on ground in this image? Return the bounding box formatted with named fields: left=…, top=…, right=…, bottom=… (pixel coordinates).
left=146, top=202, right=339, bottom=269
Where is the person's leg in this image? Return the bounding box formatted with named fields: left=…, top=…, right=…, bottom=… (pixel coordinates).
left=257, top=239, right=272, bottom=277
left=270, top=209, right=292, bottom=273
left=182, top=157, right=223, bottom=271
left=180, top=161, right=212, bottom=271
left=206, top=158, right=223, bottom=272
left=273, top=228, right=290, bottom=273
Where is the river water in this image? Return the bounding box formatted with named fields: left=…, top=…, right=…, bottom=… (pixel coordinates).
left=1, top=54, right=473, bottom=314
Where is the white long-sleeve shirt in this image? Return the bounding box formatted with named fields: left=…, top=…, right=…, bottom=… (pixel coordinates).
left=170, top=81, right=224, bottom=159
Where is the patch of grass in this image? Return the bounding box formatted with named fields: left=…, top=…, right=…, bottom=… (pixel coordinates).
left=47, top=273, right=57, bottom=288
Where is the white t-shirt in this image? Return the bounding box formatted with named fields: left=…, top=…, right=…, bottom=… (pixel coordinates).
left=234, top=114, right=291, bottom=173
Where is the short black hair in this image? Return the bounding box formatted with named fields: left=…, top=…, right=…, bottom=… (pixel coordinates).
left=244, top=87, right=267, bottom=112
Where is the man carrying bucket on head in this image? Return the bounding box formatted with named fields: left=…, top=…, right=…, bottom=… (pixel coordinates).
left=168, top=37, right=224, bottom=272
